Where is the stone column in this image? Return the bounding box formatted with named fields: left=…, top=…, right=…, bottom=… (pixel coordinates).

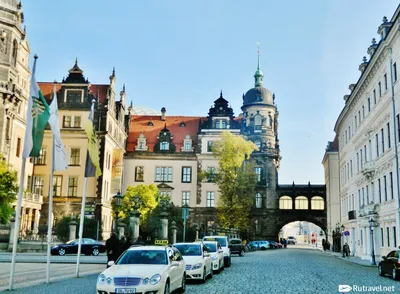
left=33, top=209, right=40, bottom=235
left=69, top=219, right=77, bottom=241
left=129, top=210, right=140, bottom=243
left=193, top=223, right=199, bottom=240
left=27, top=208, right=33, bottom=232
left=160, top=212, right=169, bottom=240
left=20, top=207, right=26, bottom=236
left=170, top=221, right=177, bottom=244
left=8, top=214, right=16, bottom=251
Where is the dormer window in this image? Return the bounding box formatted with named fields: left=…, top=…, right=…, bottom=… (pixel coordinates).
left=135, top=133, right=148, bottom=151
left=148, top=121, right=154, bottom=126
left=182, top=134, right=193, bottom=152
left=160, top=141, right=169, bottom=150
left=180, top=121, right=186, bottom=127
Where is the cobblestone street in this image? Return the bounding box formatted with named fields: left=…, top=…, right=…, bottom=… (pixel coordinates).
left=8, top=247, right=400, bottom=294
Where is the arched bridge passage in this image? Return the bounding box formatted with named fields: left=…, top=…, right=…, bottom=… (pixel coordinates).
left=276, top=184, right=327, bottom=234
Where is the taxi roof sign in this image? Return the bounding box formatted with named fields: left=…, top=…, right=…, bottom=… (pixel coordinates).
left=154, top=239, right=169, bottom=245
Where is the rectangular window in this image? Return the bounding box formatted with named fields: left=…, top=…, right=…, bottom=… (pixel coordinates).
left=184, top=141, right=191, bottom=151
left=360, top=149, right=363, bottom=169
left=384, top=175, right=387, bottom=201
left=53, top=175, right=62, bottom=197
left=362, top=106, right=365, bottom=118
left=358, top=111, right=361, bottom=125
left=255, top=167, right=262, bottom=182
left=381, top=128, right=385, bottom=153
left=360, top=229, right=363, bottom=246
left=73, top=116, right=81, bottom=128
left=66, top=90, right=82, bottom=103
left=27, top=175, right=32, bottom=192
left=221, top=120, right=227, bottom=129
left=206, top=191, right=215, bottom=207
left=387, top=123, right=391, bottom=149
left=361, top=188, right=365, bottom=206
left=33, top=176, right=44, bottom=195
left=387, top=227, right=390, bottom=247
left=69, top=148, right=80, bottom=165
left=182, top=191, right=190, bottom=206
left=373, top=89, right=376, bottom=104
left=135, top=166, right=144, bottom=182
left=366, top=185, right=369, bottom=204
left=367, top=98, right=371, bottom=112
left=68, top=176, right=78, bottom=197
left=207, top=141, right=213, bottom=152
left=16, top=137, right=21, bottom=157
left=155, top=167, right=172, bottom=182
left=376, top=134, right=379, bottom=157
left=358, top=189, right=361, bottom=208
left=384, top=73, right=388, bottom=90
left=394, top=226, right=397, bottom=248
left=207, top=167, right=216, bottom=182
left=397, top=114, right=400, bottom=142
left=355, top=116, right=357, bottom=129
left=371, top=182, right=374, bottom=203
left=348, top=126, right=351, bottom=139
left=394, top=62, right=398, bottom=82
left=35, top=148, right=47, bottom=165
left=381, top=227, right=384, bottom=247
left=357, top=153, right=359, bottom=173
left=182, top=167, right=192, bottom=183
left=379, top=82, right=382, bottom=97
left=378, top=178, right=382, bottom=203
left=390, top=172, right=394, bottom=199
left=63, top=115, right=71, bottom=128
left=364, top=145, right=367, bottom=162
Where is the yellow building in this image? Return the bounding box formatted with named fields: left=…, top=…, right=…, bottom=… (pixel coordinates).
left=37, top=61, right=129, bottom=239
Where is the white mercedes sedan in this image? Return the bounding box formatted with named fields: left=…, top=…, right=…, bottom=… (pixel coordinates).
left=96, top=245, right=186, bottom=294
left=203, top=241, right=224, bottom=273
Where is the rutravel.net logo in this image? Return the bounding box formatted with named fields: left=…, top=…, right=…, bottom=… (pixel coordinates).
left=338, top=284, right=396, bottom=292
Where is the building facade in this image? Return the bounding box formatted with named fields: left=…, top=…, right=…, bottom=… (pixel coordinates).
left=0, top=0, right=42, bottom=235
left=37, top=61, right=129, bottom=239
left=331, top=5, right=400, bottom=261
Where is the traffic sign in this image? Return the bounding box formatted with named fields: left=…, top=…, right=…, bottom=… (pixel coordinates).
left=344, top=231, right=350, bottom=236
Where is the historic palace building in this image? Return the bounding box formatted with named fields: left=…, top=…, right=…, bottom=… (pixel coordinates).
left=124, top=55, right=326, bottom=240
left=36, top=61, right=129, bottom=239
left=327, top=5, right=400, bottom=262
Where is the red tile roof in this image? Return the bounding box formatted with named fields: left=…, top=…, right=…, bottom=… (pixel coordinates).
left=89, top=84, right=108, bottom=104
left=38, top=82, right=62, bottom=102
left=127, top=115, right=205, bottom=152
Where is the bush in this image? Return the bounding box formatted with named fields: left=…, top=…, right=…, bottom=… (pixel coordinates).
left=54, top=216, right=100, bottom=243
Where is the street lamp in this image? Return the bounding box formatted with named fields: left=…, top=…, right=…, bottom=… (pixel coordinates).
left=340, top=225, right=345, bottom=257
left=113, top=191, right=123, bottom=233
left=369, top=217, right=376, bottom=265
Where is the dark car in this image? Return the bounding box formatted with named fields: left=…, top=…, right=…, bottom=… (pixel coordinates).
left=269, top=241, right=278, bottom=249
left=378, top=249, right=400, bottom=280
left=229, top=238, right=245, bottom=256
left=51, top=238, right=106, bottom=256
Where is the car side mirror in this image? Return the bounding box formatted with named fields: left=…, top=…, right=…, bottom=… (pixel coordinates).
left=204, top=252, right=210, bottom=257
left=107, top=260, right=115, bottom=267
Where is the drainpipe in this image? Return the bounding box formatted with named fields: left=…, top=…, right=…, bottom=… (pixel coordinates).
left=388, top=47, right=400, bottom=247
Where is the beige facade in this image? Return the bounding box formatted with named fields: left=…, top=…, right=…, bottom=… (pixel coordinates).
left=332, top=7, right=400, bottom=262
left=0, top=0, right=41, bottom=234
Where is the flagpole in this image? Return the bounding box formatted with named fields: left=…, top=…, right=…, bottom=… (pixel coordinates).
left=76, top=177, right=88, bottom=278
left=9, top=54, right=39, bottom=291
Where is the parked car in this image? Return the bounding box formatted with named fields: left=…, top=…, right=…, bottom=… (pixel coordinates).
left=203, top=241, right=224, bottom=273
left=378, top=249, right=400, bottom=280
left=248, top=241, right=270, bottom=250
left=269, top=241, right=278, bottom=249
left=51, top=238, right=106, bottom=256
left=229, top=238, right=245, bottom=256
left=287, top=236, right=296, bottom=245
left=203, top=236, right=231, bottom=267
left=97, top=245, right=186, bottom=294
left=174, top=242, right=213, bottom=283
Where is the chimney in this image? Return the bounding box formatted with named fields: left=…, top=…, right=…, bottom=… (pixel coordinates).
left=367, top=38, right=378, bottom=57
left=161, top=107, right=166, bottom=121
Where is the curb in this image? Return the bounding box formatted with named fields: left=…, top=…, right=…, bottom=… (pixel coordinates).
left=318, top=248, right=377, bottom=268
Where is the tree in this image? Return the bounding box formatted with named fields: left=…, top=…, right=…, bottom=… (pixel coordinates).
left=112, top=184, right=159, bottom=227
left=0, top=156, right=18, bottom=224
left=209, top=131, right=258, bottom=231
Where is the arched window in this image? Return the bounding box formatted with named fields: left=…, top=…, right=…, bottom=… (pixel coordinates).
left=311, top=196, right=324, bottom=210
left=255, top=193, right=262, bottom=208
left=12, top=39, right=18, bottom=67
left=254, top=115, right=262, bottom=128
left=268, top=115, right=273, bottom=127
left=295, top=196, right=308, bottom=210
left=279, top=196, right=292, bottom=209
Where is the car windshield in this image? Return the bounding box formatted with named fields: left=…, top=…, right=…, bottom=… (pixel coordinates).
left=230, top=240, right=242, bottom=245
left=204, top=243, right=217, bottom=252
left=117, top=250, right=167, bottom=265
left=175, top=244, right=202, bottom=256
left=203, top=237, right=227, bottom=247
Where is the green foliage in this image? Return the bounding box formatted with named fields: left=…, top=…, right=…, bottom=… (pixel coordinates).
left=54, top=216, right=100, bottom=243
left=0, top=156, right=18, bottom=224
left=212, top=132, right=258, bottom=231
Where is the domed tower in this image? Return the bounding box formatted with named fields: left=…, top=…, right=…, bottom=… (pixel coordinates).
left=241, top=48, right=280, bottom=213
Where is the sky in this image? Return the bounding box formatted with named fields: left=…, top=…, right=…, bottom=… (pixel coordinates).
left=23, top=0, right=399, bottom=185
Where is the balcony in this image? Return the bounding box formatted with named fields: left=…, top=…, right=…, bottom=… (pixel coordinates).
left=358, top=202, right=377, bottom=218
left=348, top=210, right=356, bottom=220
left=362, top=161, right=375, bottom=180
left=23, top=192, right=43, bottom=204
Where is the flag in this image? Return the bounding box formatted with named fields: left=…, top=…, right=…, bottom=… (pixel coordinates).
left=84, top=102, right=102, bottom=177
left=23, top=70, right=50, bottom=158
left=48, top=84, right=68, bottom=171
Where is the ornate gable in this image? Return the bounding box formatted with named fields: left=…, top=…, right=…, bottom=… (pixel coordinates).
left=154, top=125, right=176, bottom=153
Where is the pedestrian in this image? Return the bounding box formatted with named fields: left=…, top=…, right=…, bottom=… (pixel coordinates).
left=343, top=242, right=350, bottom=257
left=283, top=239, right=287, bottom=248
left=105, top=233, right=119, bottom=267
left=322, top=238, right=326, bottom=251
left=118, top=234, right=133, bottom=258
left=133, top=235, right=145, bottom=245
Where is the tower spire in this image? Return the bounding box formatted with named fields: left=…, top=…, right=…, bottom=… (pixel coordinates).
left=254, top=42, right=263, bottom=87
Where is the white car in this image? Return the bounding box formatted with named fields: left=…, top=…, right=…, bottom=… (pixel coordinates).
left=203, top=241, right=224, bottom=273
left=203, top=236, right=231, bottom=267
left=174, top=242, right=213, bottom=283
left=96, top=245, right=186, bottom=294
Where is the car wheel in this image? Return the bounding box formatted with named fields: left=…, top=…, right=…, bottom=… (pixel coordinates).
left=164, top=281, right=170, bottom=294
left=261, top=247, right=266, bottom=251
left=177, top=274, right=186, bottom=293
left=201, top=268, right=207, bottom=283
left=378, top=264, right=384, bottom=276
left=239, top=249, right=244, bottom=257
left=58, top=248, right=66, bottom=256
left=92, top=248, right=100, bottom=256
left=393, top=268, right=399, bottom=280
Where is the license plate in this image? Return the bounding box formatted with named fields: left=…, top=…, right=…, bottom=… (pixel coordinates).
left=115, top=288, right=136, bottom=293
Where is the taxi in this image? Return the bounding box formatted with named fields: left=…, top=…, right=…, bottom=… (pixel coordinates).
left=173, top=242, right=212, bottom=283
left=96, top=244, right=186, bottom=294
left=203, top=241, right=224, bottom=273
left=202, top=236, right=231, bottom=267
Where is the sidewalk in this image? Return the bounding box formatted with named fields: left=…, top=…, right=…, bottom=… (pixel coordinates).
left=317, top=246, right=377, bottom=267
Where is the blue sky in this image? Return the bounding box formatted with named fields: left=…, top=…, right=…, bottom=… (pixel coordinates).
left=23, top=0, right=399, bottom=184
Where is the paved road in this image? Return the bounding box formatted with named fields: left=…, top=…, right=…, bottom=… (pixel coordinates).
left=5, top=247, right=400, bottom=294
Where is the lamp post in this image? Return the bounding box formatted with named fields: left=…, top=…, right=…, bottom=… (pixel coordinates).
left=113, top=192, right=123, bottom=234
left=341, top=224, right=345, bottom=257
left=369, top=217, right=376, bottom=265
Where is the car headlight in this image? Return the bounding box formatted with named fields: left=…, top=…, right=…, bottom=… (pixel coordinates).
left=192, top=263, right=202, bottom=270
left=150, top=274, right=161, bottom=285
left=142, top=278, right=150, bottom=285
left=212, top=256, right=217, bottom=261
left=97, top=274, right=106, bottom=284
left=106, top=277, right=113, bottom=285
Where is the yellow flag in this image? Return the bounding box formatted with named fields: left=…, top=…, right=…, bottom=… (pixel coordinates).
left=84, top=102, right=102, bottom=177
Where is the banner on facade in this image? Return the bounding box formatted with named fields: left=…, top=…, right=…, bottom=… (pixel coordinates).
left=111, top=149, right=124, bottom=194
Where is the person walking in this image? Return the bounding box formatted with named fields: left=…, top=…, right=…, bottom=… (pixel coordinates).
left=118, top=234, right=133, bottom=258
left=105, top=233, right=119, bottom=267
